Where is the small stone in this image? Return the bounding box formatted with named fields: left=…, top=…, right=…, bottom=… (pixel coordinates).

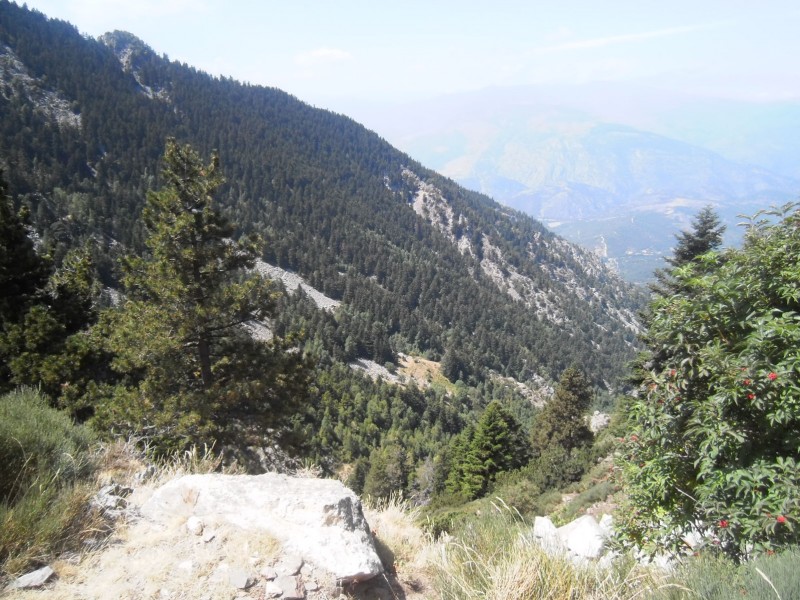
left=186, top=516, right=204, bottom=535
left=275, top=575, right=305, bottom=600
left=228, top=567, right=255, bottom=590
left=8, top=566, right=55, bottom=589
left=277, top=554, right=303, bottom=575
left=260, top=566, right=278, bottom=580
left=264, top=581, right=283, bottom=598
left=305, top=580, right=319, bottom=591
left=136, top=464, right=157, bottom=482
left=599, top=514, right=614, bottom=534
left=177, top=560, right=193, bottom=573
left=211, top=563, right=229, bottom=583
left=202, top=529, right=216, bottom=543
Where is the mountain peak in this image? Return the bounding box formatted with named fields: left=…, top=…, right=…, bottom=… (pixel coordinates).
left=99, top=31, right=168, bottom=100
left=99, top=30, right=154, bottom=60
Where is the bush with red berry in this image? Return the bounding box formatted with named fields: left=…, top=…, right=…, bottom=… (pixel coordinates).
left=616, top=204, right=800, bottom=560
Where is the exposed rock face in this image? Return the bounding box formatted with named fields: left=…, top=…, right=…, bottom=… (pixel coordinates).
left=589, top=410, right=611, bottom=433
left=140, top=473, right=383, bottom=583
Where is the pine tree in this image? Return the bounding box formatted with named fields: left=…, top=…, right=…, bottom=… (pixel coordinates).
left=0, top=172, right=48, bottom=329
left=530, top=367, right=593, bottom=459
left=644, top=205, right=727, bottom=375
left=1, top=246, right=107, bottom=414
left=667, top=205, right=726, bottom=268
left=97, top=140, right=310, bottom=449
left=0, top=174, right=104, bottom=403
left=447, top=401, right=530, bottom=499
left=651, top=205, right=726, bottom=297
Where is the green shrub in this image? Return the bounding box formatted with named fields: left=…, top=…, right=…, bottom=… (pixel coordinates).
left=0, top=387, right=95, bottom=503
left=556, top=480, right=616, bottom=524
left=619, top=205, right=800, bottom=559
left=0, top=387, right=97, bottom=575
left=492, top=471, right=542, bottom=516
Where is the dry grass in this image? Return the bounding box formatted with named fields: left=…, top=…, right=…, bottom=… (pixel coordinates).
left=363, top=494, right=438, bottom=599
left=429, top=501, right=669, bottom=600
left=398, top=353, right=455, bottom=391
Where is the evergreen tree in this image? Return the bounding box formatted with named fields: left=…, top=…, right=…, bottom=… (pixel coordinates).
left=1, top=246, right=108, bottom=414
left=0, top=172, right=48, bottom=329
left=651, top=205, right=726, bottom=297
left=530, top=367, right=593, bottom=459
left=667, top=205, right=726, bottom=268
left=0, top=175, right=105, bottom=406
left=96, top=140, right=310, bottom=449
left=362, top=442, right=410, bottom=500
left=447, top=401, right=530, bottom=499
left=644, top=205, right=727, bottom=377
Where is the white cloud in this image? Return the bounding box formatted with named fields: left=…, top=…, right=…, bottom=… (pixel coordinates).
left=294, top=47, right=353, bottom=67
left=534, top=23, right=720, bottom=54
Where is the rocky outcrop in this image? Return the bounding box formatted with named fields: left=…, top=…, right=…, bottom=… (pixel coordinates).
left=140, top=473, right=383, bottom=584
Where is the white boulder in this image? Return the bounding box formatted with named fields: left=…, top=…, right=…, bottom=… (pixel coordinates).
left=557, top=514, right=609, bottom=560
left=140, top=473, right=383, bottom=583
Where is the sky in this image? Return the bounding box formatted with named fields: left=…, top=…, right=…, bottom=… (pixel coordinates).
left=20, top=0, right=800, bottom=117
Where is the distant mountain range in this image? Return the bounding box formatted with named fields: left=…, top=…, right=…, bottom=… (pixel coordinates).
left=355, top=86, right=800, bottom=282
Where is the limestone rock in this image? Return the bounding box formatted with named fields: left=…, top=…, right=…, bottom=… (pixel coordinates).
left=186, top=515, right=204, bottom=535
left=532, top=514, right=614, bottom=564
left=277, top=554, right=303, bottom=575
left=589, top=411, right=611, bottom=433
left=228, top=567, right=255, bottom=589
left=7, top=566, right=55, bottom=589
left=264, top=580, right=283, bottom=598
left=557, top=514, right=609, bottom=560
left=532, top=516, right=564, bottom=554
left=141, top=473, right=383, bottom=583
left=92, top=483, right=134, bottom=520
left=274, top=575, right=304, bottom=599
left=260, top=565, right=278, bottom=580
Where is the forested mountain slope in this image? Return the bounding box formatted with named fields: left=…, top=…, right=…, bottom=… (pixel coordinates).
left=0, top=2, right=643, bottom=393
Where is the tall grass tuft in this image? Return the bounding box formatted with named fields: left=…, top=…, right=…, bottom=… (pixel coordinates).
left=431, top=499, right=657, bottom=600
left=652, top=548, right=800, bottom=600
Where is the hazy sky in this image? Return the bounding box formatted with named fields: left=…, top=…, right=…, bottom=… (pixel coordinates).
left=21, top=0, right=800, bottom=114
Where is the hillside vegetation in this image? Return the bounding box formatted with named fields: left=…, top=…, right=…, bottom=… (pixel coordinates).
left=0, top=0, right=641, bottom=490
left=1, top=2, right=798, bottom=594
